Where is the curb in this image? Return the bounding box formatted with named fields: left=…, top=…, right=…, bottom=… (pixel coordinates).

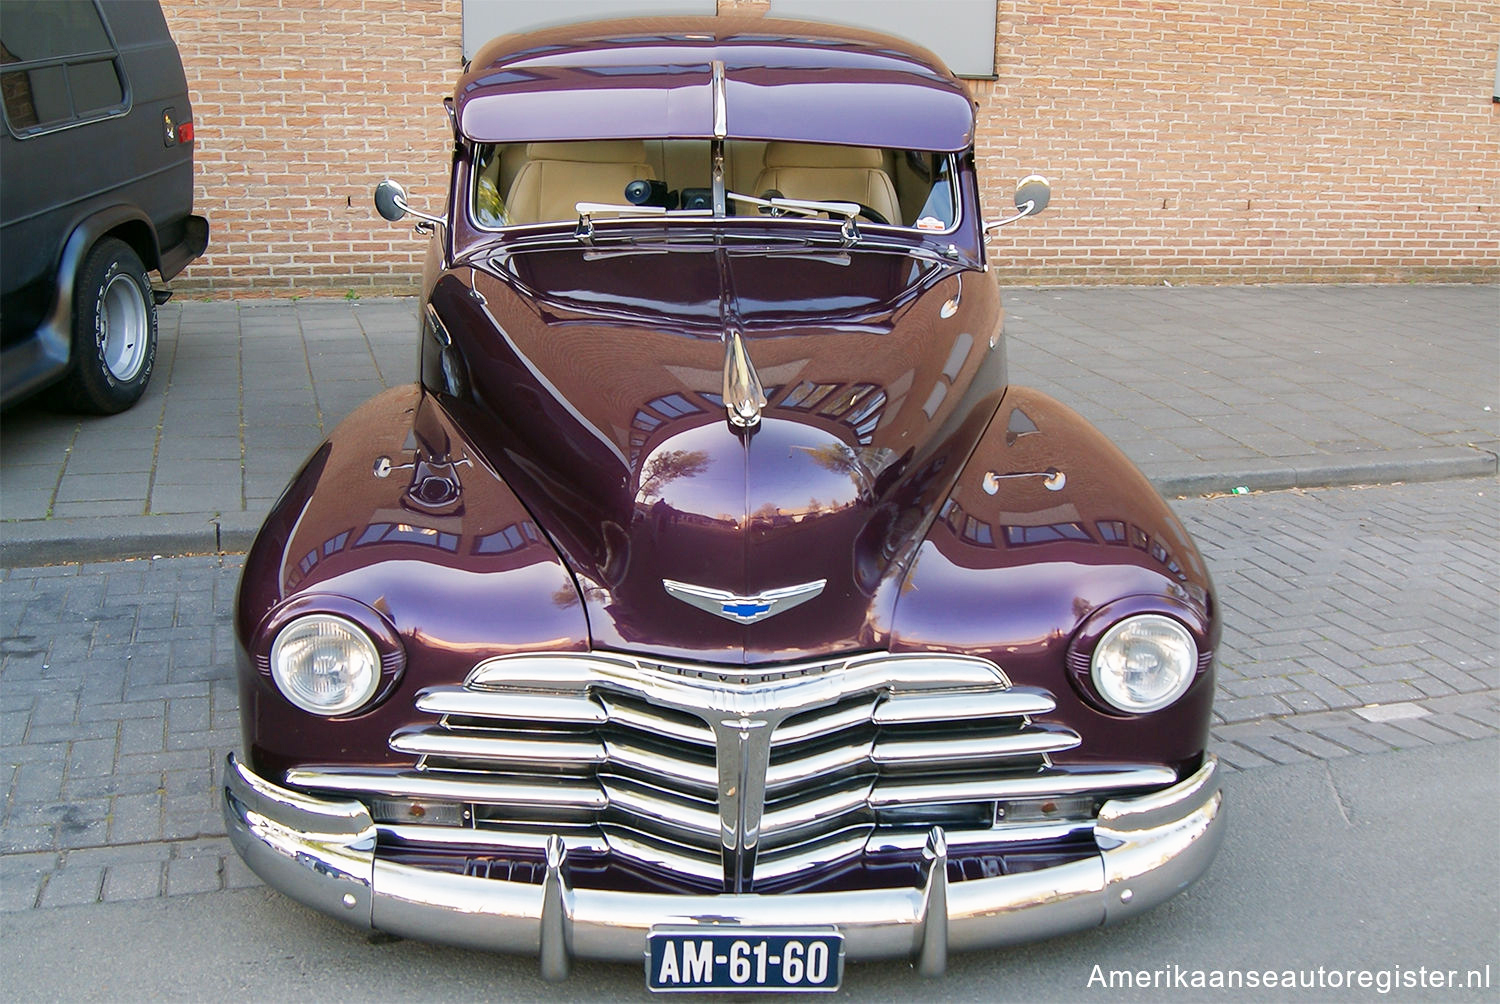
left=3, top=448, right=1497, bottom=568
left=1149, top=444, right=1499, bottom=499
left=0, top=511, right=263, bottom=568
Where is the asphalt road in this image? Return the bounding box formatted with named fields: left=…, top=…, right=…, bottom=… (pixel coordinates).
left=4, top=738, right=1495, bottom=1003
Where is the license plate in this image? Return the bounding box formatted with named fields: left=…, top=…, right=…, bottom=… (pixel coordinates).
left=646, top=928, right=844, bottom=992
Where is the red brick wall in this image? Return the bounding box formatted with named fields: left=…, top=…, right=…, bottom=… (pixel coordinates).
left=974, top=1, right=1500, bottom=284
left=161, top=0, right=1499, bottom=293
left=162, top=0, right=461, bottom=295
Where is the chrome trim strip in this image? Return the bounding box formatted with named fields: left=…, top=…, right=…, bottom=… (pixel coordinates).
left=223, top=754, right=1225, bottom=972
left=771, top=700, right=876, bottom=745
left=378, top=824, right=609, bottom=855
left=463, top=651, right=1012, bottom=718
left=416, top=687, right=607, bottom=724
left=598, top=697, right=716, bottom=747
left=285, top=769, right=607, bottom=810
left=604, top=782, right=720, bottom=842
left=752, top=827, right=871, bottom=881
left=864, top=819, right=1095, bottom=853
left=871, top=689, right=1054, bottom=724
left=602, top=738, right=717, bottom=791
left=764, top=740, right=873, bottom=789
left=760, top=782, right=872, bottom=836
left=599, top=829, right=723, bottom=883
left=871, top=727, right=1081, bottom=764
left=869, top=766, right=1177, bottom=807
left=379, top=817, right=1095, bottom=859
left=711, top=59, right=727, bottom=139
left=390, top=729, right=606, bottom=765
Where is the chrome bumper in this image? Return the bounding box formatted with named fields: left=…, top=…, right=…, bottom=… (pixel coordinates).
left=223, top=753, right=1224, bottom=978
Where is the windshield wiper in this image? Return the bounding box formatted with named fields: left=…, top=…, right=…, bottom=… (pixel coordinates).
left=725, top=191, right=863, bottom=243
left=572, top=202, right=713, bottom=243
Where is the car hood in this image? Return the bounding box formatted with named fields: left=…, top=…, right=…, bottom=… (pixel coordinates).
left=433, top=239, right=1004, bottom=664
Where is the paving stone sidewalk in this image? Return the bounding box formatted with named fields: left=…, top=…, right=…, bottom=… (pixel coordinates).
left=1, top=478, right=1495, bottom=911
left=1, top=285, right=1496, bottom=563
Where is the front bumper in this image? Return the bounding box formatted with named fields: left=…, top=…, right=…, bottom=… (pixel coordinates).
left=223, top=753, right=1224, bottom=978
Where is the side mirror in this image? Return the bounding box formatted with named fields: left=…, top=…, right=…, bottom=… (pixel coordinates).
left=374, top=179, right=410, bottom=222
left=1013, top=174, right=1051, bottom=216
left=984, top=174, right=1052, bottom=235
left=374, top=178, right=444, bottom=229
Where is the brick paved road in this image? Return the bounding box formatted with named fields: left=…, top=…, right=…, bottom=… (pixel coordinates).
left=2, top=479, right=1495, bottom=912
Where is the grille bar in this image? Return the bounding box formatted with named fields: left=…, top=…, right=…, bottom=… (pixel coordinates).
left=871, top=689, right=1056, bottom=725
left=868, top=766, right=1176, bottom=808
left=765, top=740, right=873, bottom=789
left=871, top=725, right=1082, bottom=766
left=603, top=778, right=720, bottom=842
left=286, top=768, right=608, bottom=810
left=416, top=687, right=606, bottom=724
left=390, top=728, right=606, bottom=766
left=603, top=737, right=718, bottom=792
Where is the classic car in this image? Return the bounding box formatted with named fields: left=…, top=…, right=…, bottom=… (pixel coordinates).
left=224, top=16, right=1224, bottom=991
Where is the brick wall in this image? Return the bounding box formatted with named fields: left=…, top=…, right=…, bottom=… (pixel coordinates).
left=161, top=0, right=1499, bottom=294
left=161, top=0, right=462, bottom=295
left=973, top=1, right=1500, bottom=284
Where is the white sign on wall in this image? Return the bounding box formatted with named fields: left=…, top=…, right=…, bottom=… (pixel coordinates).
left=463, top=0, right=716, bottom=61
left=768, top=0, right=996, bottom=78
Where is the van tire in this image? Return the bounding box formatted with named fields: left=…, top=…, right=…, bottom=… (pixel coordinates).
left=53, top=238, right=159, bottom=414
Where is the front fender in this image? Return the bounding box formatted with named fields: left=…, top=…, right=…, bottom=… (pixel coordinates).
left=889, top=386, right=1218, bottom=770
left=236, top=385, right=590, bottom=780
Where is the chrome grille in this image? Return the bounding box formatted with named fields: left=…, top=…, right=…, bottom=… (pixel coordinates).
left=286, top=652, right=1173, bottom=891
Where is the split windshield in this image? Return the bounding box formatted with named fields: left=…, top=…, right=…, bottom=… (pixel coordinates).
left=471, top=139, right=957, bottom=233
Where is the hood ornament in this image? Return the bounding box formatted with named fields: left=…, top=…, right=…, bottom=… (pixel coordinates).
left=663, top=578, right=826, bottom=624
left=722, top=329, right=767, bottom=429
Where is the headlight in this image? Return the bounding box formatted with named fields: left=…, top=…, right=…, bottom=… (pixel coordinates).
left=270, top=614, right=381, bottom=715
left=1089, top=614, right=1197, bottom=713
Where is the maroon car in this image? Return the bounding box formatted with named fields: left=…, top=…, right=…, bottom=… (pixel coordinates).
left=224, top=17, right=1223, bottom=991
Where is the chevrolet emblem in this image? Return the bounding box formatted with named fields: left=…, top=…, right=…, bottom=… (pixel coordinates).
left=662, top=578, right=826, bottom=624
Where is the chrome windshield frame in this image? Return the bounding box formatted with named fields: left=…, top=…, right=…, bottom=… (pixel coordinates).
left=464, top=143, right=966, bottom=240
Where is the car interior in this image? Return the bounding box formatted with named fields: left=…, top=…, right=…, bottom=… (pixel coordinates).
left=473, top=139, right=957, bottom=231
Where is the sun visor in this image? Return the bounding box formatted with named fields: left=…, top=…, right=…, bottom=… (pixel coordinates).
left=457, top=61, right=973, bottom=152
left=458, top=62, right=716, bottom=142
left=722, top=66, right=973, bottom=152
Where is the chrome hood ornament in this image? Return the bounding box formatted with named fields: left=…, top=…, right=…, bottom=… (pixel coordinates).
left=722, top=329, right=767, bottom=429
left=663, top=578, right=826, bottom=624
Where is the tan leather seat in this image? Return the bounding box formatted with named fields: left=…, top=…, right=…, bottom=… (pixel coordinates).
left=505, top=141, right=655, bottom=225
left=751, top=142, right=901, bottom=225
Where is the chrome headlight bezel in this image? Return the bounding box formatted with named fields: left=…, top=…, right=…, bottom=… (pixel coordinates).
left=269, top=613, right=383, bottom=716
left=1087, top=613, right=1199, bottom=714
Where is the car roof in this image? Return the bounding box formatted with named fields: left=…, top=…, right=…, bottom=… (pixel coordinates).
left=456, top=16, right=975, bottom=152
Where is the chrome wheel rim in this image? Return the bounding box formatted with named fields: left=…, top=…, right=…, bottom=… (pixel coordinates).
left=101, top=274, right=149, bottom=381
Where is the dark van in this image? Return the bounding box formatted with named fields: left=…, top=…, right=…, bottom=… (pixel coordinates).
left=0, top=0, right=207, bottom=413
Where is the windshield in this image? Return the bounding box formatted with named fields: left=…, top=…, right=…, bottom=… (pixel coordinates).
left=472, top=139, right=958, bottom=233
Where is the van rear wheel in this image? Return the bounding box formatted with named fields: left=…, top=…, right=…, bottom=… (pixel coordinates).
left=53, top=237, right=158, bottom=414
